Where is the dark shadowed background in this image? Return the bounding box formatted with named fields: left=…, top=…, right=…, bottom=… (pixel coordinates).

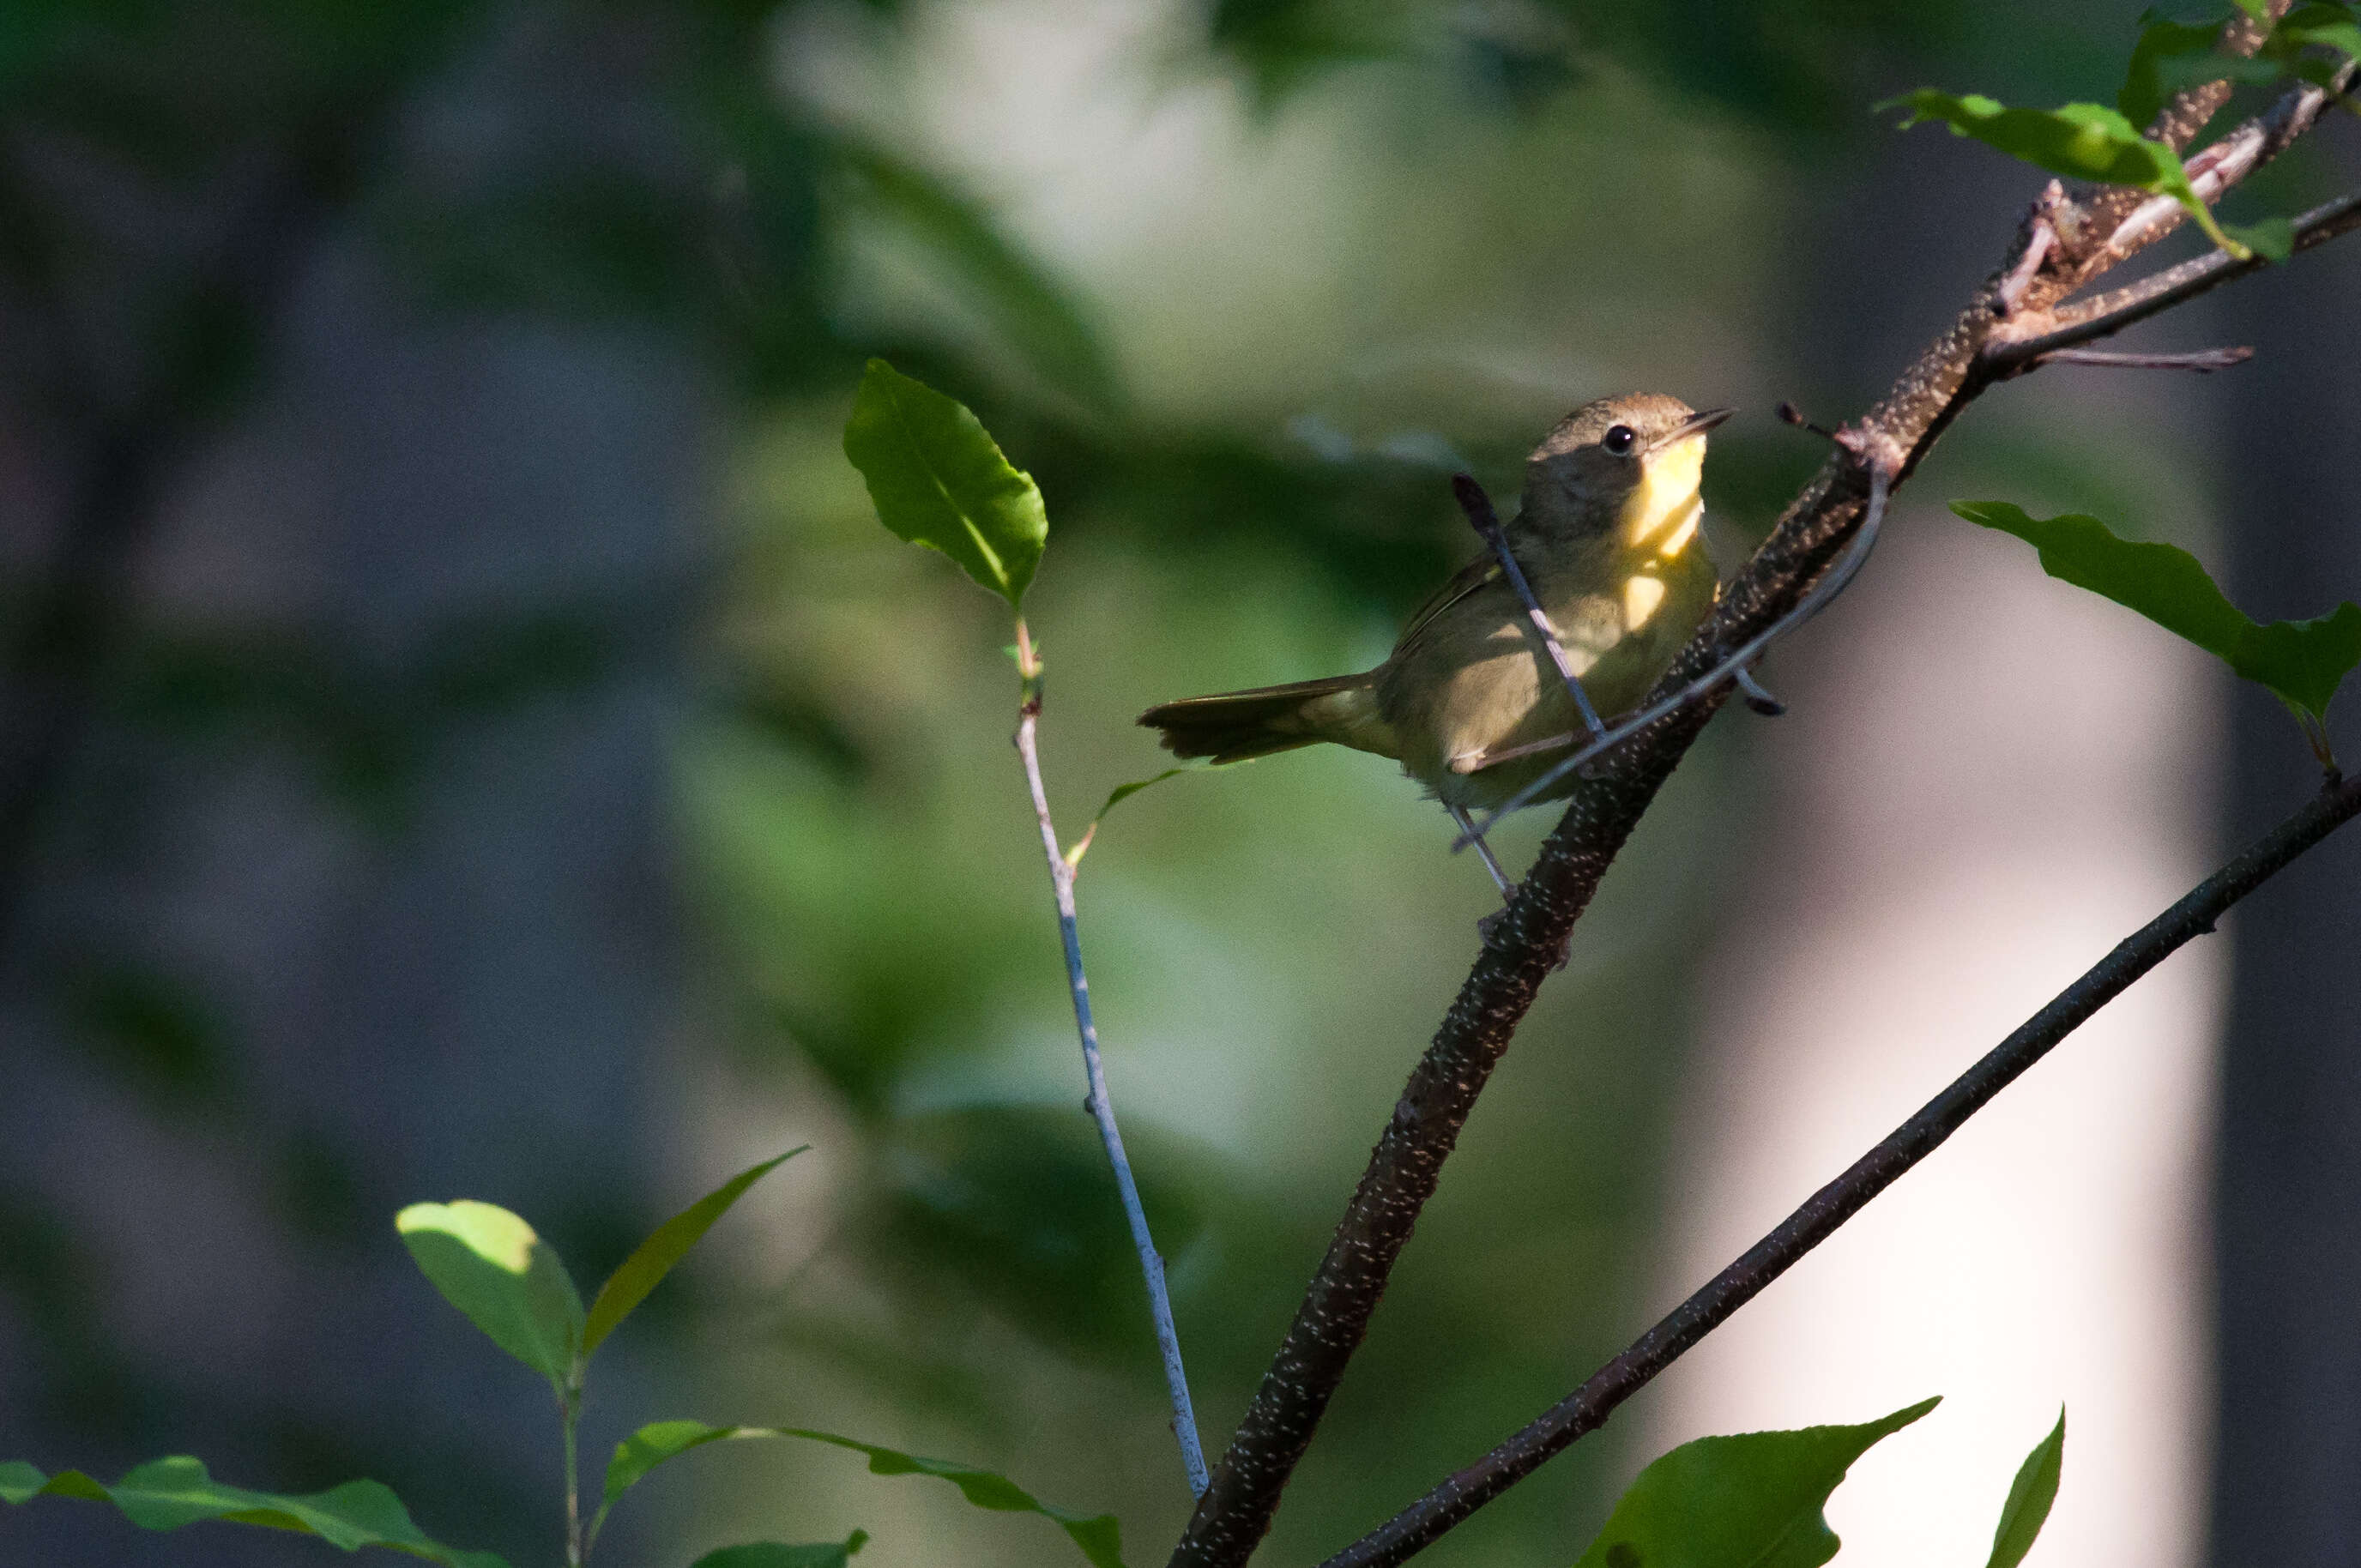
left=1, top=3, right=2354, bottom=1565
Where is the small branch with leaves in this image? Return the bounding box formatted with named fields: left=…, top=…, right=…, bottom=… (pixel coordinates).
left=842, top=358, right=1211, bottom=1499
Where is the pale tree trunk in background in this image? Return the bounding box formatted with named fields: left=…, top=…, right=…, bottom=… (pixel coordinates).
left=1640, top=127, right=2227, bottom=1568
left=2207, top=138, right=2361, bottom=1568
left=0, top=19, right=707, bottom=1567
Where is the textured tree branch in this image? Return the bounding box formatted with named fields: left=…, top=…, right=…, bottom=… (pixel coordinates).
left=1323, top=769, right=2361, bottom=1568
left=1164, top=40, right=2361, bottom=1568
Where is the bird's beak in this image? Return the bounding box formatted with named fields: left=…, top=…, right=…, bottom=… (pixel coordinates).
left=1652, top=407, right=1734, bottom=450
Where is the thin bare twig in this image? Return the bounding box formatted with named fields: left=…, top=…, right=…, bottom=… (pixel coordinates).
left=1013, top=620, right=1209, bottom=1498
left=1326, top=770, right=2361, bottom=1568
left=2029, top=346, right=2253, bottom=371
left=1451, top=473, right=1608, bottom=739
left=1992, top=212, right=2054, bottom=315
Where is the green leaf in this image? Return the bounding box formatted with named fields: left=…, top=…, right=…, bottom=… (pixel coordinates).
left=842, top=359, right=1048, bottom=610
left=2222, top=214, right=2296, bottom=259
left=2116, top=2, right=2361, bottom=130
left=1986, top=1409, right=2066, bottom=1568
left=592, top=1421, right=1123, bottom=1568
left=395, top=1200, right=585, bottom=1390
left=0, top=1456, right=506, bottom=1566
left=2266, top=3, right=2361, bottom=66
left=1065, top=766, right=1221, bottom=867
left=1881, top=91, right=2255, bottom=258
left=1572, top=1397, right=1939, bottom=1568
left=582, top=1146, right=807, bottom=1356
left=0, top=1461, right=45, bottom=1503
left=690, top=1535, right=869, bottom=1568
left=599, top=1420, right=747, bottom=1518
left=1953, top=501, right=2361, bottom=721
left=2119, top=8, right=2282, bottom=128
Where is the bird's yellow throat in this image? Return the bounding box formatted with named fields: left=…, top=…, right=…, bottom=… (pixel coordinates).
left=1620, top=434, right=1706, bottom=557
left=1612, top=435, right=1707, bottom=631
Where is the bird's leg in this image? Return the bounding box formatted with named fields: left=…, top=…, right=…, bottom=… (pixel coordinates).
left=1449, top=804, right=1520, bottom=947
left=1448, top=805, right=1514, bottom=898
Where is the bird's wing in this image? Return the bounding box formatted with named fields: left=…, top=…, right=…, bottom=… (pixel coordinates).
left=1390, top=553, right=1502, bottom=664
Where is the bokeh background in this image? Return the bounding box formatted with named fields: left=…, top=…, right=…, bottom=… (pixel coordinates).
left=2, top=3, right=2357, bottom=1566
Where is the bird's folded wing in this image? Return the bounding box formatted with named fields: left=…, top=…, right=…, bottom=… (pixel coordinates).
left=1390, top=553, right=1502, bottom=664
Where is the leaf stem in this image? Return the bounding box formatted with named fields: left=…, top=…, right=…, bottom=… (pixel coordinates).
left=1012, top=618, right=1211, bottom=1498
left=561, top=1378, right=585, bottom=1567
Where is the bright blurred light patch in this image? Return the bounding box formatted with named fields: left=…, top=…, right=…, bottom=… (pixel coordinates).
left=1645, top=505, right=2223, bottom=1568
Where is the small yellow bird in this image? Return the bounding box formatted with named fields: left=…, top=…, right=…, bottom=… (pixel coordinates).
left=1138, top=394, right=1729, bottom=861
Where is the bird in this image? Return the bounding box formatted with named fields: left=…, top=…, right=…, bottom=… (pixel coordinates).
left=1137, top=394, right=1730, bottom=887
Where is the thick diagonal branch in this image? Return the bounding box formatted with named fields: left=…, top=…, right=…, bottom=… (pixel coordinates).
left=1325, top=770, right=2361, bottom=1567
left=1165, top=45, right=2355, bottom=1568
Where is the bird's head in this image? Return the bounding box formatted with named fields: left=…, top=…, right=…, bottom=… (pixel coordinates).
left=1520, top=394, right=1732, bottom=550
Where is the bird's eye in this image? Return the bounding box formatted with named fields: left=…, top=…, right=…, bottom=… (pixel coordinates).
left=1602, top=425, right=1638, bottom=456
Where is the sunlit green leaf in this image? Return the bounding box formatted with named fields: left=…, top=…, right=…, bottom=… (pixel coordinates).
left=1571, top=1397, right=1939, bottom=1568
left=842, top=360, right=1049, bottom=610
left=1953, top=501, right=2361, bottom=721
left=395, top=1201, right=584, bottom=1390
left=0, top=1456, right=505, bottom=1566
left=593, top=1420, right=1122, bottom=1568
left=583, top=1147, right=807, bottom=1356
left=690, top=1535, right=869, bottom=1568
left=1881, top=91, right=2255, bottom=257
left=1985, top=1409, right=2066, bottom=1568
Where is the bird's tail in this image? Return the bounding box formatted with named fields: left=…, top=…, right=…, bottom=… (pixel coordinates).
left=1137, top=673, right=1392, bottom=765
